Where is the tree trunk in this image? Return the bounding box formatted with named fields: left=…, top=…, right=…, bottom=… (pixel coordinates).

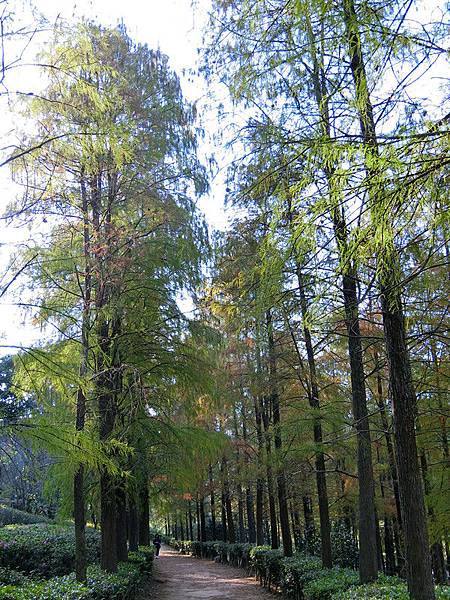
left=252, top=388, right=265, bottom=545
left=302, top=13, right=378, bottom=579
left=288, top=263, right=332, bottom=567
left=127, top=491, right=139, bottom=551
left=302, top=495, right=315, bottom=545
left=342, top=1, right=435, bottom=595
left=116, top=485, right=128, bottom=562
left=209, top=466, right=217, bottom=540
left=262, top=397, right=279, bottom=549
left=196, top=501, right=201, bottom=541
left=188, top=502, right=194, bottom=541
left=74, top=173, right=91, bottom=583
left=221, top=490, right=228, bottom=542
left=224, top=470, right=236, bottom=543
left=242, top=412, right=257, bottom=543
left=266, top=311, right=293, bottom=556
left=384, top=517, right=396, bottom=576
left=342, top=272, right=378, bottom=581
left=138, top=482, right=150, bottom=546
left=180, top=516, right=185, bottom=542
left=199, top=497, right=206, bottom=543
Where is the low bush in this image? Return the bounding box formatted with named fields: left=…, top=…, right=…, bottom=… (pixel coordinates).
left=0, top=506, right=50, bottom=527
left=0, top=567, right=29, bottom=586
left=331, top=579, right=450, bottom=600
left=0, top=524, right=101, bottom=577
left=0, top=547, right=153, bottom=600
left=281, top=553, right=323, bottom=598
left=303, top=567, right=359, bottom=600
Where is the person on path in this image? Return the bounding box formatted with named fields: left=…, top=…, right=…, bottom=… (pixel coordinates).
left=153, top=533, right=161, bottom=556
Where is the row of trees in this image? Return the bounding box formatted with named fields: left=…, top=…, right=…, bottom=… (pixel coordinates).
left=3, top=20, right=220, bottom=582
left=158, top=2, right=448, bottom=600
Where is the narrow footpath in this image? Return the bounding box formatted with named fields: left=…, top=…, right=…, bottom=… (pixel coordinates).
left=141, top=545, right=274, bottom=600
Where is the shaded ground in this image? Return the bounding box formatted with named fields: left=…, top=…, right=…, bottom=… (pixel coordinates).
left=140, top=545, right=274, bottom=600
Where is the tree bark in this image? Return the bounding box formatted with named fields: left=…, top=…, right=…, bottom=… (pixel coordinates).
left=266, top=310, right=292, bottom=556
left=289, top=265, right=332, bottom=566
left=127, top=491, right=139, bottom=551
left=138, top=482, right=150, bottom=546
left=342, top=1, right=435, bottom=595
left=209, top=466, right=217, bottom=540
left=74, top=172, right=91, bottom=582
left=199, top=497, right=207, bottom=543
left=116, top=485, right=128, bottom=562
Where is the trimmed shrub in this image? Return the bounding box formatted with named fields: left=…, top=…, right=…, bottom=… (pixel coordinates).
left=303, top=567, right=359, bottom=600
left=281, top=553, right=323, bottom=599
left=331, top=580, right=450, bottom=600
left=0, top=547, right=153, bottom=600
left=0, top=506, right=50, bottom=527
left=0, top=524, right=101, bottom=577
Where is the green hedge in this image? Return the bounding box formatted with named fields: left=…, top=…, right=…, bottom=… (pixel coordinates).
left=331, top=580, right=450, bottom=600
left=0, top=524, right=101, bottom=577
left=0, top=506, right=50, bottom=527
left=0, top=546, right=153, bottom=600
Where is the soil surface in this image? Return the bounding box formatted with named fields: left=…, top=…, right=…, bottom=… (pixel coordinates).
left=140, top=545, right=274, bottom=600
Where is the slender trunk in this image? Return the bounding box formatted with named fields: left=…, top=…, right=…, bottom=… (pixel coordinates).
left=188, top=502, right=194, bottom=541
left=252, top=390, right=265, bottom=545
left=374, top=355, right=403, bottom=528
left=128, top=491, right=139, bottom=552
left=288, top=264, right=332, bottom=566
left=302, top=495, right=316, bottom=544
left=209, top=466, right=217, bottom=540
left=262, top=395, right=279, bottom=549
left=384, top=516, right=396, bottom=576
left=301, top=14, right=378, bottom=579
left=180, top=517, right=185, bottom=542
left=237, top=488, right=245, bottom=542
left=221, top=490, right=228, bottom=542
left=233, top=406, right=246, bottom=543
left=196, top=500, right=201, bottom=541
left=199, top=497, right=206, bottom=543
left=242, top=413, right=256, bottom=543
left=342, top=272, right=378, bottom=581
left=116, top=485, right=128, bottom=562
left=375, top=509, right=384, bottom=572
left=266, top=311, right=292, bottom=556
left=74, top=173, right=91, bottom=582
left=291, top=501, right=302, bottom=551
left=223, top=463, right=236, bottom=543
left=342, top=1, right=435, bottom=595
left=138, top=482, right=150, bottom=546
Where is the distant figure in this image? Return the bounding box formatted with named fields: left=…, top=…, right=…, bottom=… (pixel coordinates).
left=153, top=533, right=162, bottom=556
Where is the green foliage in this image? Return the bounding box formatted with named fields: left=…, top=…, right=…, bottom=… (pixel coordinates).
left=281, top=553, right=323, bottom=597
left=303, top=568, right=359, bottom=600
left=0, top=524, right=100, bottom=577
left=331, top=580, right=450, bottom=600
left=0, top=507, right=50, bottom=527
left=0, top=542, right=152, bottom=599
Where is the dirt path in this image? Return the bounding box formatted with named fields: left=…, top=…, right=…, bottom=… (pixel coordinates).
left=141, top=545, right=274, bottom=600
